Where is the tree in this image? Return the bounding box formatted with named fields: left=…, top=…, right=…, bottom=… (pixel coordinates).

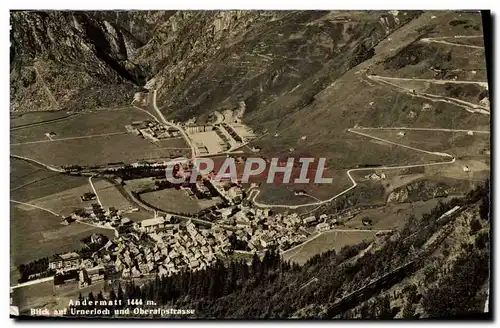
left=470, top=219, right=482, bottom=234
left=251, top=253, right=260, bottom=275
left=88, top=292, right=95, bottom=303
left=402, top=303, right=415, bottom=318
left=479, top=193, right=490, bottom=221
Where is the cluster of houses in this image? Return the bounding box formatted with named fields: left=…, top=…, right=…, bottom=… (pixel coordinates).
left=212, top=204, right=365, bottom=252
left=48, top=167, right=377, bottom=291
left=70, top=202, right=142, bottom=232
left=111, top=234, right=165, bottom=278
left=213, top=205, right=312, bottom=251
left=147, top=221, right=232, bottom=275
left=242, top=211, right=310, bottom=251
left=125, top=120, right=180, bottom=142
left=94, top=219, right=232, bottom=279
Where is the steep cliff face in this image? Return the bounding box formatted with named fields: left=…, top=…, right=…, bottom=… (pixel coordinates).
left=10, top=11, right=150, bottom=112
left=10, top=10, right=416, bottom=115
left=138, top=11, right=417, bottom=123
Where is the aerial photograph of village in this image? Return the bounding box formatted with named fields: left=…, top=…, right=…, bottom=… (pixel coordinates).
left=9, top=9, right=491, bottom=319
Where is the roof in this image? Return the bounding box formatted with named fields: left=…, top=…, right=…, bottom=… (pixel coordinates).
left=141, top=217, right=165, bottom=227
left=303, top=216, right=317, bottom=222
left=228, top=186, right=243, bottom=195
left=58, top=252, right=80, bottom=261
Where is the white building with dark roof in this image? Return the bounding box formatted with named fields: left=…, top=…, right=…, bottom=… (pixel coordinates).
left=140, top=216, right=167, bottom=232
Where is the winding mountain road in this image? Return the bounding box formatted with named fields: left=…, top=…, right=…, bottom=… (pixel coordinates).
left=151, top=90, right=197, bottom=160
left=367, top=75, right=490, bottom=115
left=249, top=35, right=488, bottom=209
left=369, top=75, right=488, bottom=89
left=248, top=127, right=456, bottom=209
left=354, top=126, right=490, bottom=134
left=420, top=35, right=484, bottom=49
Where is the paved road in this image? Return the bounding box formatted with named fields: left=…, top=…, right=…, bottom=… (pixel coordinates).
left=354, top=126, right=490, bottom=134
left=426, top=35, right=484, bottom=40
left=88, top=175, right=103, bottom=207
left=420, top=35, right=484, bottom=49
left=349, top=128, right=453, bottom=157
left=132, top=103, right=162, bottom=123
left=368, top=75, right=490, bottom=115
left=75, top=219, right=116, bottom=232
left=299, top=277, right=319, bottom=290
left=369, top=74, right=488, bottom=89
left=11, top=132, right=127, bottom=146
left=249, top=128, right=456, bottom=209
left=152, top=90, right=197, bottom=160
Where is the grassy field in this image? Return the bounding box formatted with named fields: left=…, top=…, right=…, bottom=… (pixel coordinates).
left=11, top=280, right=56, bottom=312
left=140, top=188, right=222, bottom=214
left=10, top=157, right=59, bottom=191
left=427, top=83, right=487, bottom=106
left=123, top=211, right=153, bottom=222
left=355, top=129, right=490, bottom=159
left=123, top=177, right=157, bottom=193
left=93, top=179, right=132, bottom=210
left=12, top=279, right=106, bottom=314
left=26, top=181, right=96, bottom=217
left=344, top=198, right=453, bottom=230
left=10, top=203, right=115, bottom=268
left=372, top=41, right=487, bottom=82
left=10, top=111, right=71, bottom=129
left=91, top=178, right=154, bottom=221
left=10, top=159, right=116, bottom=279
left=250, top=130, right=446, bottom=206
left=370, top=12, right=487, bottom=82
left=10, top=107, right=190, bottom=167
left=282, top=229, right=379, bottom=265
left=10, top=108, right=152, bottom=143
left=11, top=174, right=89, bottom=204
left=246, top=166, right=355, bottom=205
left=11, top=160, right=89, bottom=203
left=11, top=134, right=190, bottom=167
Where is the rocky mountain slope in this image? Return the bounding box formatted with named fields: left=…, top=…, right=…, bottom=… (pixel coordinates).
left=11, top=10, right=417, bottom=117
left=10, top=11, right=151, bottom=112
left=10, top=10, right=488, bottom=137
left=11, top=10, right=490, bottom=206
